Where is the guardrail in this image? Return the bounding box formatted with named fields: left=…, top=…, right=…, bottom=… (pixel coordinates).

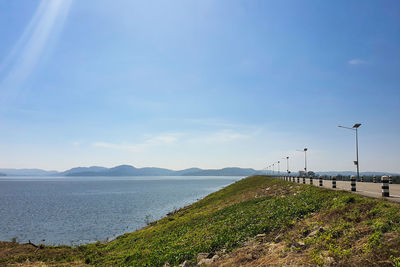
left=268, top=175, right=400, bottom=201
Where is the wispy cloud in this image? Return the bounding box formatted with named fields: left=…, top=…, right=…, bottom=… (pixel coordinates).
left=348, top=58, right=367, bottom=65
left=0, top=0, right=72, bottom=101
left=93, top=133, right=180, bottom=152
left=188, top=130, right=252, bottom=145
left=203, top=130, right=250, bottom=143
left=93, top=142, right=141, bottom=152
left=71, top=141, right=82, bottom=147
left=92, top=129, right=253, bottom=153
left=182, top=118, right=261, bottom=130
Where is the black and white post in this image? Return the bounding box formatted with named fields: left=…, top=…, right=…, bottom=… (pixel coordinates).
left=382, top=176, right=389, bottom=197
left=350, top=175, right=356, bottom=192
left=332, top=176, right=336, bottom=189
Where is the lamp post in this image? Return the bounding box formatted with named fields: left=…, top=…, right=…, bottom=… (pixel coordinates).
left=338, top=123, right=361, bottom=182
left=277, top=161, right=280, bottom=176
left=297, top=148, right=308, bottom=175
left=285, top=156, right=290, bottom=176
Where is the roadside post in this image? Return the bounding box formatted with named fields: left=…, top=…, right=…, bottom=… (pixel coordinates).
left=297, top=176, right=300, bottom=183
left=382, top=176, right=390, bottom=197
left=319, top=176, right=323, bottom=187
left=351, top=175, right=356, bottom=192
left=389, top=176, right=393, bottom=184
left=373, top=175, right=376, bottom=183
left=332, top=176, right=336, bottom=189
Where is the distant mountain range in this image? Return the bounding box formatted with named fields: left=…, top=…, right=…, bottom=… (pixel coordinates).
left=0, top=165, right=263, bottom=177
left=61, top=165, right=262, bottom=177
left=0, top=168, right=58, bottom=176
left=0, top=166, right=398, bottom=177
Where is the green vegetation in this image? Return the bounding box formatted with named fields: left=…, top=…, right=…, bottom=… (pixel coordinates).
left=1, top=176, right=399, bottom=266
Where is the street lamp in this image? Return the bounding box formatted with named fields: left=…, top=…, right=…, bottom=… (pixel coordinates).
left=338, top=123, right=361, bottom=182
left=285, top=156, right=290, bottom=176
left=277, top=161, right=280, bottom=176
left=297, top=148, right=308, bottom=175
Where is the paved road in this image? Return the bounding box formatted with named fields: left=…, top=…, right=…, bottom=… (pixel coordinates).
left=282, top=177, right=400, bottom=203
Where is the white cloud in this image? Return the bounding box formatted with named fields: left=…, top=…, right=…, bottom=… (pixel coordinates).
left=93, top=133, right=180, bottom=152
left=348, top=59, right=367, bottom=65
left=71, top=141, right=82, bottom=147
left=92, top=129, right=253, bottom=154
left=146, top=135, right=178, bottom=145
left=93, top=142, right=140, bottom=152
left=189, top=130, right=252, bottom=144
left=182, top=118, right=262, bottom=130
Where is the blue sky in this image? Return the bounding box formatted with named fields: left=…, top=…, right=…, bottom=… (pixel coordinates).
left=0, top=0, right=399, bottom=172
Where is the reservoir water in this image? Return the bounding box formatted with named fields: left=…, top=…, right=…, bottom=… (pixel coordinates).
left=0, top=176, right=241, bottom=245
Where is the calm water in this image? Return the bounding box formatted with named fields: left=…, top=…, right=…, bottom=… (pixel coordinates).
left=0, top=176, right=241, bottom=245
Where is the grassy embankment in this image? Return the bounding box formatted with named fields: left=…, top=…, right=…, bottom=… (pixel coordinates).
left=1, top=175, right=399, bottom=266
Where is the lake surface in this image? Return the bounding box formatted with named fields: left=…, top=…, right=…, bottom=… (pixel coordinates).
left=0, top=176, right=241, bottom=245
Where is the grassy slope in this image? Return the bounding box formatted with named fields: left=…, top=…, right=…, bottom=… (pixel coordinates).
left=1, top=176, right=400, bottom=266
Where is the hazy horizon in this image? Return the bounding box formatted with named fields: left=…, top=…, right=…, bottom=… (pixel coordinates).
left=1, top=164, right=399, bottom=175
left=1, top=1, right=399, bottom=173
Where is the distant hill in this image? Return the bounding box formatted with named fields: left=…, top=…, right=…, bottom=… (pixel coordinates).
left=64, top=165, right=262, bottom=176
left=2, top=166, right=397, bottom=177
left=60, top=166, right=107, bottom=176
left=0, top=168, right=59, bottom=176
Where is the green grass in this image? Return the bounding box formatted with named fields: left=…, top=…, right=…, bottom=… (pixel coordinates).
left=79, top=176, right=390, bottom=266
